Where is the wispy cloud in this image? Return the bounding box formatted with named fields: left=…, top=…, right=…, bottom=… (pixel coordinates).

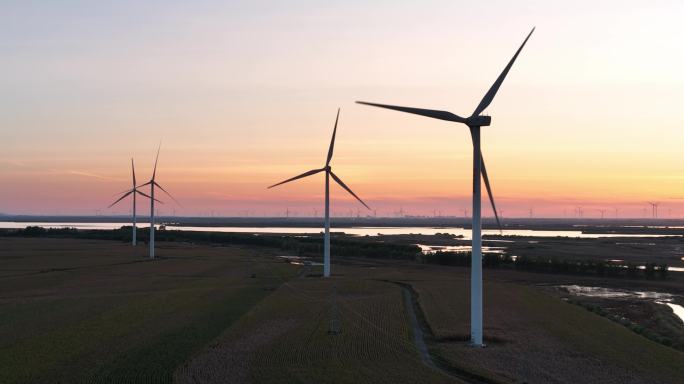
left=67, top=170, right=118, bottom=181
left=0, top=159, right=27, bottom=167
left=1, top=166, right=123, bottom=182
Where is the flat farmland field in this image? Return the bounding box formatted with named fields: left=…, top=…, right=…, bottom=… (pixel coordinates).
left=0, top=238, right=297, bottom=383
left=176, top=271, right=456, bottom=384
left=2, top=237, right=684, bottom=384
left=401, top=266, right=684, bottom=384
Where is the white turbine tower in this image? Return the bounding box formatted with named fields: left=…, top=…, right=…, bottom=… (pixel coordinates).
left=357, top=28, right=534, bottom=346
left=108, top=158, right=157, bottom=246
left=268, top=109, right=370, bottom=278
left=138, top=144, right=179, bottom=259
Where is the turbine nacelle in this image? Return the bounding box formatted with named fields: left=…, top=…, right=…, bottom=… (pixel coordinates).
left=467, top=115, right=491, bottom=127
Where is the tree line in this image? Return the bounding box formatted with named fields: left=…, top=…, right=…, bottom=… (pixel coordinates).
left=2, top=226, right=670, bottom=279
left=0, top=226, right=421, bottom=260
left=423, top=250, right=669, bottom=279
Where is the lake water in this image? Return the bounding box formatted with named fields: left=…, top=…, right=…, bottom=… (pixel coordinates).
left=561, top=285, right=684, bottom=322
left=0, top=222, right=674, bottom=239
left=416, top=244, right=506, bottom=254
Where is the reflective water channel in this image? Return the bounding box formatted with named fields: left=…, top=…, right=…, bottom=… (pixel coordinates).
left=0, top=222, right=674, bottom=239
left=561, top=285, right=684, bottom=323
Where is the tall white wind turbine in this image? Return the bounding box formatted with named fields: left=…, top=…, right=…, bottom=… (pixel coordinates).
left=357, top=28, right=534, bottom=346
left=108, top=158, right=158, bottom=246
left=268, top=109, right=370, bottom=278
left=138, top=144, right=179, bottom=259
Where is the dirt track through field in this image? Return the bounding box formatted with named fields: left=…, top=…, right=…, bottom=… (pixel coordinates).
left=400, top=284, right=494, bottom=384
left=402, top=287, right=436, bottom=369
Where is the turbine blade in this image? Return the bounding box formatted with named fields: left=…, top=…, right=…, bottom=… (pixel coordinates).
left=113, top=188, right=134, bottom=197
left=136, top=181, right=153, bottom=188
left=329, top=171, right=370, bottom=210
left=154, top=182, right=180, bottom=206
left=268, top=168, right=325, bottom=189
left=356, top=101, right=466, bottom=123
left=152, top=141, right=161, bottom=180
left=472, top=27, right=534, bottom=117
left=136, top=189, right=150, bottom=199
left=481, top=155, right=502, bottom=232
left=131, top=158, right=136, bottom=186
left=108, top=190, right=134, bottom=208
left=326, top=108, right=340, bottom=166
left=136, top=189, right=164, bottom=204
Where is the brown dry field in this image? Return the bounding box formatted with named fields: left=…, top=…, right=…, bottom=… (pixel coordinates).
left=180, top=257, right=684, bottom=384
left=0, top=237, right=296, bottom=383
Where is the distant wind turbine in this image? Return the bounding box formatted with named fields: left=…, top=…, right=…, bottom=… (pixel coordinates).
left=108, top=158, right=158, bottom=246
left=268, top=109, right=370, bottom=278
left=138, top=143, right=180, bottom=259
left=357, top=28, right=534, bottom=346
left=647, top=202, right=660, bottom=219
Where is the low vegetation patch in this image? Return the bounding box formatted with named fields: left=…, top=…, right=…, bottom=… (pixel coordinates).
left=0, top=226, right=423, bottom=260
left=565, top=298, right=684, bottom=351
left=420, top=250, right=669, bottom=279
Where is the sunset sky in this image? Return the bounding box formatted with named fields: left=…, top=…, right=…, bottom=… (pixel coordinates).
left=2, top=1, right=683, bottom=218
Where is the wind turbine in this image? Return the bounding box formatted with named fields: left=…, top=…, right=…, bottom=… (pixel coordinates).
left=357, top=28, right=534, bottom=346
left=268, top=109, right=370, bottom=278
left=647, top=202, right=660, bottom=218
left=138, top=144, right=179, bottom=259
left=108, top=158, right=158, bottom=246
